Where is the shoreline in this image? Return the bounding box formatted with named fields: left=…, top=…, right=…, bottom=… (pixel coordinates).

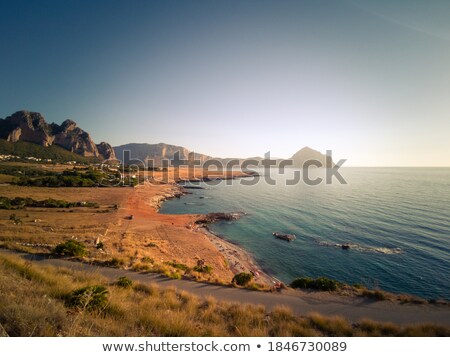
left=195, top=226, right=275, bottom=287
left=155, top=181, right=276, bottom=287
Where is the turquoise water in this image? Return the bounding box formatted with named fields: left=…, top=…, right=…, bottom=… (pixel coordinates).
left=160, top=168, right=450, bottom=299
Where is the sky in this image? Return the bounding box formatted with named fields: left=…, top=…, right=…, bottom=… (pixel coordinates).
left=0, top=0, right=449, bottom=166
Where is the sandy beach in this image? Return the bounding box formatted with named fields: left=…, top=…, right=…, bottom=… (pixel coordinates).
left=196, top=227, right=274, bottom=286
left=122, top=176, right=274, bottom=287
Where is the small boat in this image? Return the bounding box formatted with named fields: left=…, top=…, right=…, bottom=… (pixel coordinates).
left=273, top=232, right=296, bottom=242
left=341, top=244, right=350, bottom=250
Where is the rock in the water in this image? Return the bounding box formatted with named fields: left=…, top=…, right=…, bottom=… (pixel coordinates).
left=273, top=232, right=296, bottom=242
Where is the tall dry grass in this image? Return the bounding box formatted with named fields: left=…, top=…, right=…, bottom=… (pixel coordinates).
left=0, top=253, right=448, bottom=337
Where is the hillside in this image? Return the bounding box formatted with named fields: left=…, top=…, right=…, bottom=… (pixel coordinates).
left=0, top=139, right=98, bottom=164
left=114, top=143, right=211, bottom=166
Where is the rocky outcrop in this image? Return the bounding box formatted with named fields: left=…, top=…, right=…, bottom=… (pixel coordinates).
left=195, top=212, right=245, bottom=226
left=96, top=142, right=116, bottom=160
left=1, top=111, right=53, bottom=146
left=0, top=111, right=116, bottom=160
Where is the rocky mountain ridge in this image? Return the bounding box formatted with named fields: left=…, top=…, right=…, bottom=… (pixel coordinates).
left=0, top=111, right=116, bottom=160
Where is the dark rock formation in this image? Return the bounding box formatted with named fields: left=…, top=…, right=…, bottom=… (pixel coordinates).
left=0, top=111, right=116, bottom=160
left=195, top=212, right=245, bottom=226
left=96, top=142, right=116, bottom=161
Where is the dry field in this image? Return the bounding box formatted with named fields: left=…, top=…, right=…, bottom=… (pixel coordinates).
left=0, top=165, right=240, bottom=284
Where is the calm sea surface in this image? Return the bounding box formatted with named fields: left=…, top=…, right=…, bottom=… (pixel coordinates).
left=160, top=168, right=450, bottom=299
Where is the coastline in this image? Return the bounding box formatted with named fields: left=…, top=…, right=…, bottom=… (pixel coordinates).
left=153, top=181, right=276, bottom=287
left=116, top=175, right=275, bottom=287
left=195, top=226, right=275, bottom=287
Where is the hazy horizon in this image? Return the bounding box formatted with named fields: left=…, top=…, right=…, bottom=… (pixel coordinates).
left=1, top=0, right=450, bottom=166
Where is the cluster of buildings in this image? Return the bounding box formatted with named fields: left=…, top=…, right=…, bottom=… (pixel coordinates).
left=0, top=154, right=20, bottom=161
left=0, top=154, right=53, bottom=163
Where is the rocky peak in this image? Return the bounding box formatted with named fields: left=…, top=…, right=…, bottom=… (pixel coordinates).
left=60, top=119, right=78, bottom=132
left=0, top=110, right=116, bottom=160
left=8, top=111, right=47, bottom=129
left=97, top=142, right=116, bottom=161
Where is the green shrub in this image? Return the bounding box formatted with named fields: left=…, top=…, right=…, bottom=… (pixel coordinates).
left=105, top=257, right=125, bottom=267
left=141, top=257, right=154, bottom=264
left=166, top=261, right=189, bottom=271
left=167, top=271, right=182, bottom=279
left=290, top=276, right=342, bottom=291
left=67, top=285, right=109, bottom=311
left=0, top=197, right=12, bottom=209
left=52, top=240, right=86, bottom=257
left=361, top=289, right=387, bottom=301
left=193, top=265, right=213, bottom=274
left=115, top=276, right=133, bottom=289
left=232, top=272, right=253, bottom=286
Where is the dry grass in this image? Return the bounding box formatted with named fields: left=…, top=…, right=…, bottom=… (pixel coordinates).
left=0, top=253, right=448, bottom=337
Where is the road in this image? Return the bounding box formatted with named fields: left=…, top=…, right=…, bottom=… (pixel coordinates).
left=2, top=250, right=449, bottom=326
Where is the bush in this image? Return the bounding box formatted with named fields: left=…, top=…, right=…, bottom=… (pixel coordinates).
left=290, top=276, right=342, bottom=291
left=193, top=265, right=213, bottom=274
left=232, top=272, right=253, bottom=286
left=115, top=276, right=133, bottom=289
left=53, top=240, right=86, bottom=257
left=141, top=257, right=154, bottom=264
left=105, top=257, right=125, bottom=267
left=361, top=289, right=387, bottom=301
left=67, top=285, right=109, bottom=311
left=0, top=197, right=12, bottom=209
left=166, top=261, right=189, bottom=271
left=167, top=271, right=182, bottom=280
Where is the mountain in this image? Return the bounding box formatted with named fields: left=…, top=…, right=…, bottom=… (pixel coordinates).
left=0, top=111, right=116, bottom=160
left=289, top=146, right=331, bottom=168
left=113, top=143, right=211, bottom=166
left=114, top=142, right=331, bottom=169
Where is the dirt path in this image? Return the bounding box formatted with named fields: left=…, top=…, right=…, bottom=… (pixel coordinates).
left=4, top=250, right=449, bottom=327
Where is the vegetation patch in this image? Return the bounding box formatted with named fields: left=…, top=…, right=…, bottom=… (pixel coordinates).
left=104, top=257, right=125, bottom=268
left=0, top=196, right=99, bottom=209
left=232, top=272, right=253, bottom=286
left=67, top=285, right=109, bottom=311
left=165, top=261, right=189, bottom=271
left=115, top=276, right=133, bottom=289
left=53, top=240, right=87, bottom=257
left=290, top=277, right=343, bottom=291
left=360, top=289, right=387, bottom=301
left=193, top=265, right=213, bottom=274
left=15, top=169, right=105, bottom=187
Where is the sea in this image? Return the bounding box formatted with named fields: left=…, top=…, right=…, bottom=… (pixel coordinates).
left=160, top=168, right=450, bottom=300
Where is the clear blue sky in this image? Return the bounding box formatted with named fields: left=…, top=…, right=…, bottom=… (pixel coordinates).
left=1, top=0, right=449, bottom=166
